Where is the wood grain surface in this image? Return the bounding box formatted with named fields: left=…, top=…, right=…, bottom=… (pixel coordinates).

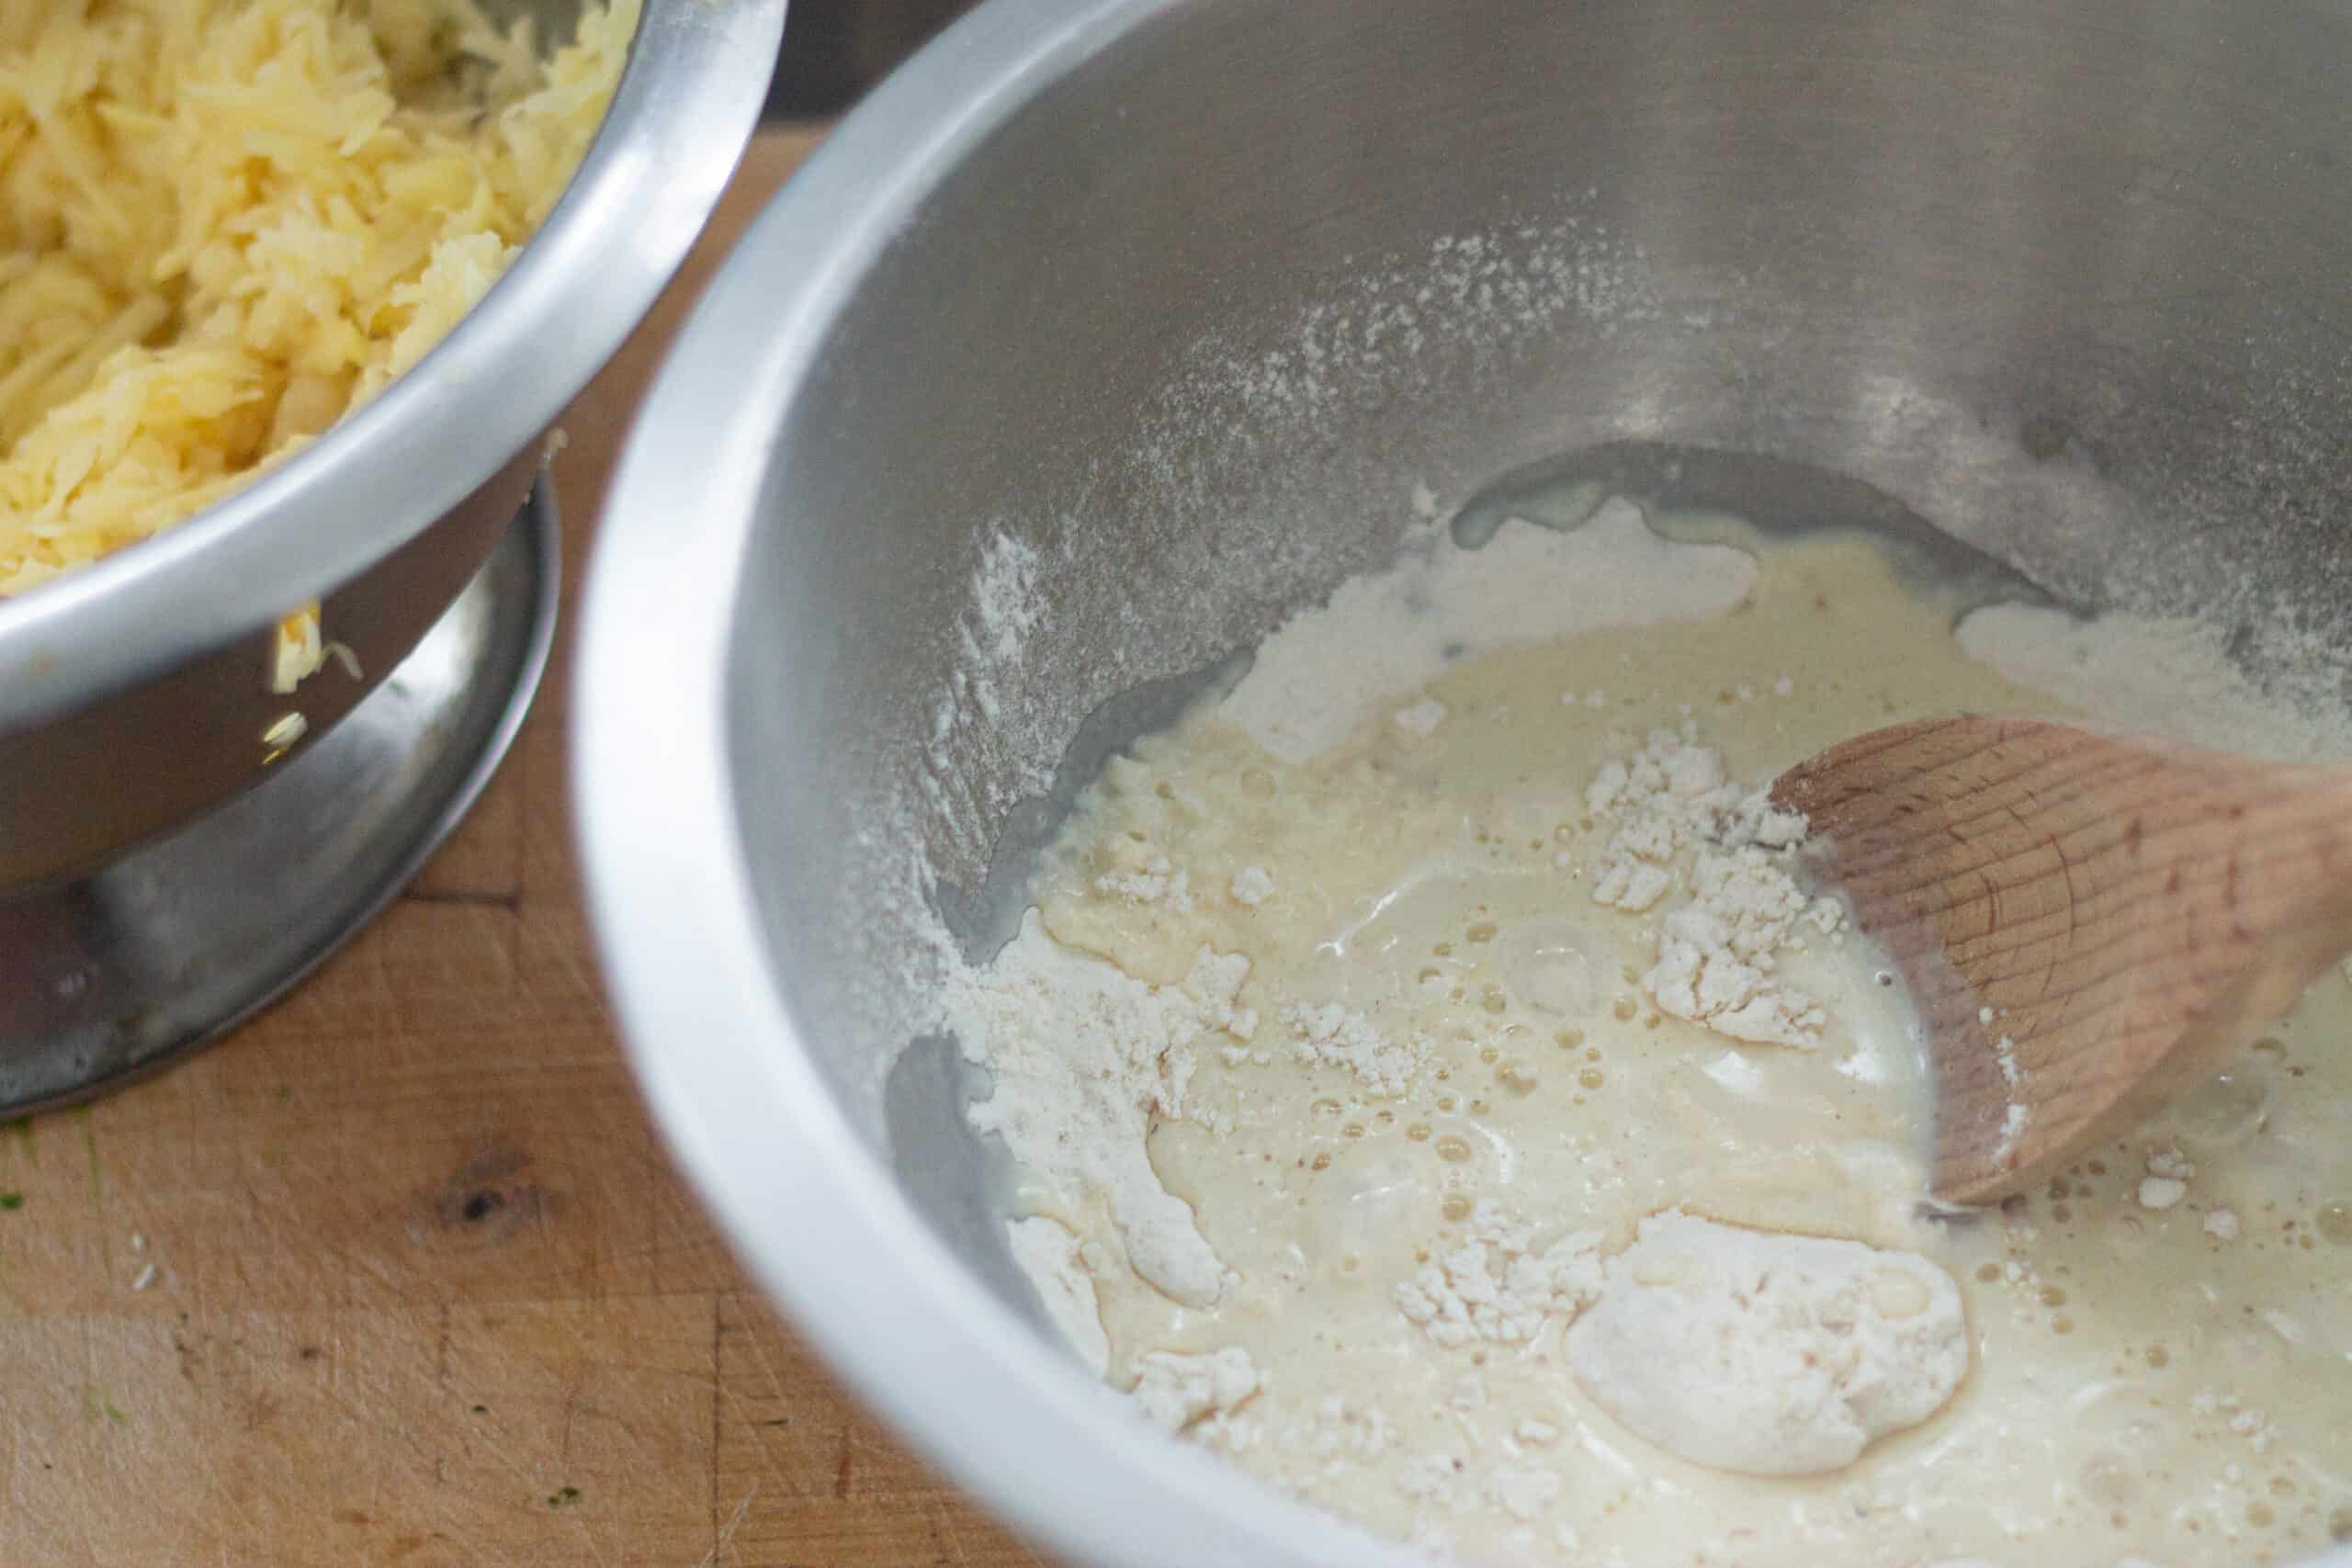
left=1774, top=714, right=2352, bottom=1203
left=0, top=129, right=1045, bottom=1568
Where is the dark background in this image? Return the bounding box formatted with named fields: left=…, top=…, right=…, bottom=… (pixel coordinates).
left=764, top=0, right=980, bottom=116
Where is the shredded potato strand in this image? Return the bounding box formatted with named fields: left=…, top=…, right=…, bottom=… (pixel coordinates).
left=0, top=0, right=634, bottom=597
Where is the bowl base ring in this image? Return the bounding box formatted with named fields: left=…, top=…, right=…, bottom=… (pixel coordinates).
left=0, top=481, right=560, bottom=1118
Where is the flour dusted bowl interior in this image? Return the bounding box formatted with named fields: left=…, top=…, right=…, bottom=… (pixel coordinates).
left=577, top=1, right=2352, bottom=1563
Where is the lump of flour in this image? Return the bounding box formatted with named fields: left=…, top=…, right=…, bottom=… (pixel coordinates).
left=1586, top=727, right=1838, bottom=1046
left=1564, top=1212, right=1967, bottom=1476
left=1394, top=1201, right=1605, bottom=1348
left=1129, top=1348, right=1263, bottom=1432
left=951, top=910, right=1248, bottom=1307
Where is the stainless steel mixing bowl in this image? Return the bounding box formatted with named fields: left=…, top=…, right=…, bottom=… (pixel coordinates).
left=576, top=1, right=2352, bottom=1562
left=0, top=0, right=786, bottom=887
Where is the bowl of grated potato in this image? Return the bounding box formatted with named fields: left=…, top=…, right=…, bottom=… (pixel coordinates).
left=0, top=0, right=785, bottom=888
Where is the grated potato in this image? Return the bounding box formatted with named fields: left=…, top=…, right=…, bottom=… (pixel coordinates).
left=0, top=0, right=636, bottom=598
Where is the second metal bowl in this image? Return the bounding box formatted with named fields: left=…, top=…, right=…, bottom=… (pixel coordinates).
left=0, top=0, right=787, bottom=888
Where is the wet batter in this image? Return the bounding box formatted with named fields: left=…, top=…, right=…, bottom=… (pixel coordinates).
left=951, top=503, right=2352, bottom=1567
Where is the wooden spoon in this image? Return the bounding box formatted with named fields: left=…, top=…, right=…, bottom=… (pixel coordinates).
left=1770, top=716, right=2352, bottom=1204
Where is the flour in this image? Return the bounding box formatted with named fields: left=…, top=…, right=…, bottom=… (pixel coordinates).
left=918, top=526, right=1054, bottom=872
left=1564, top=1212, right=1968, bottom=1476
left=1281, top=1001, right=1432, bottom=1100
left=1008, top=1216, right=1112, bottom=1377
left=2190, top=1391, right=2279, bottom=1457
left=1218, top=500, right=1756, bottom=764
left=2135, top=1147, right=2198, bottom=1211
left=1996, top=1102, right=2030, bottom=1161
left=1274, top=1396, right=1396, bottom=1472
left=960, top=529, right=1044, bottom=701
left=1483, top=1465, right=1561, bottom=1522
left=951, top=910, right=1244, bottom=1307
left=1992, top=1035, right=2029, bottom=1157
left=1645, top=850, right=1836, bottom=1046
left=1392, top=1201, right=1605, bottom=1348
left=1955, top=604, right=2352, bottom=765
left=1095, top=857, right=1193, bottom=909
left=1129, top=1347, right=1264, bottom=1432
left=1393, top=698, right=1451, bottom=737
left=1586, top=726, right=1837, bottom=1046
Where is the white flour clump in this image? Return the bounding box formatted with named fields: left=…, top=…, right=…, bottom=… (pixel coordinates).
left=1094, top=856, right=1193, bottom=908
left=1280, top=1001, right=1433, bottom=1099
left=1392, top=1201, right=1606, bottom=1348
left=1585, top=726, right=1838, bottom=1046
left=952, top=910, right=1247, bottom=1308
left=1565, top=1212, right=1967, bottom=1476
left=1129, top=1347, right=1263, bottom=1432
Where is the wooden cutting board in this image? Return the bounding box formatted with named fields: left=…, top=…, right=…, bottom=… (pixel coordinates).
left=0, top=129, right=1047, bottom=1568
